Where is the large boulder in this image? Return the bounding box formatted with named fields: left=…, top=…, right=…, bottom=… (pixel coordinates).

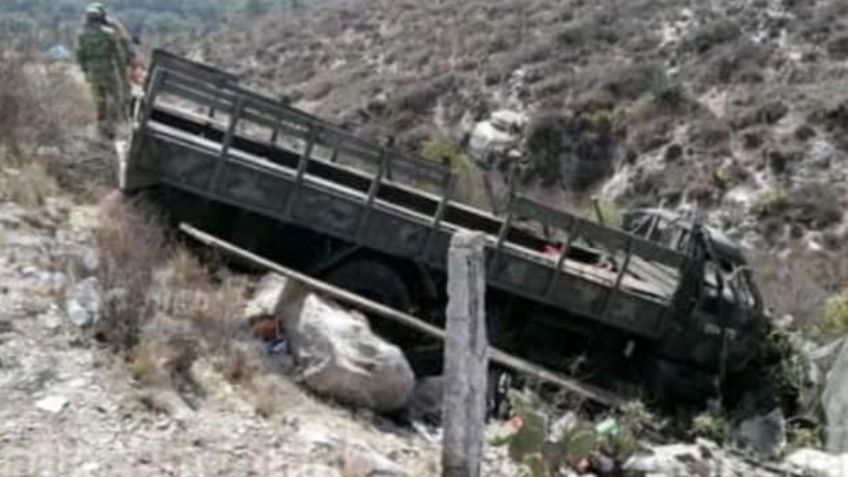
left=785, top=449, right=848, bottom=477
left=280, top=285, right=415, bottom=413
left=824, top=339, right=848, bottom=452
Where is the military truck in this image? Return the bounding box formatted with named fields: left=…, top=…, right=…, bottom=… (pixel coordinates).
left=121, top=50, right=771, bottom=403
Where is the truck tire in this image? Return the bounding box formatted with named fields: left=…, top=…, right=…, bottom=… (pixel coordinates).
left=324, top=259, right=413, bottom=313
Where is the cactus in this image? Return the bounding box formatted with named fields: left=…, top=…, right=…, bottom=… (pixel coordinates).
left=495, top=390, right=601, bottom=477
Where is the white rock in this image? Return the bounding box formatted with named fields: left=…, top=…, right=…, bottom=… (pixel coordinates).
left=624, top=444, right=707, bottom=477
left=281, top=290, right=415, bottom=413
left=65, top=277, right=103, bottom=327
left=340, top=443, right=408, bottom=477
left=469, top=121, right=517, bottom=158
left=243, top=273, right=289, bottom=321
left=35, top=395, right=69, bottom=414
left=824, top=338, right=848, bottom=452
left=785, top=449, right=848, bottom=477
left=490, top=110, right=528, bottom=132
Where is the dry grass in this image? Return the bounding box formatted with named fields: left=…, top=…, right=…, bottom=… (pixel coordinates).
left=0, top=43, right=97, bottom=205
left=0, top=53, right=32, bottom=155
left=0, top=49, right=94, bottom=154
left=0, top=155, right=60, bottom=207
left=94, top=197, right=280, bottom=411
left=94, top=196, right=169, bottom=349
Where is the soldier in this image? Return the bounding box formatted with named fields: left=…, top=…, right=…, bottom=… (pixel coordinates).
left=76, top=3, right=130, bottom=139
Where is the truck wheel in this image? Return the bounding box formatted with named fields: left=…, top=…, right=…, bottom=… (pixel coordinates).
left=324, top=259, right=412, bottom=313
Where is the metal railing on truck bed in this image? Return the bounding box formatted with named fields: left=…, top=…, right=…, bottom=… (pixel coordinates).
left=126, top=50, right=693, bottom=340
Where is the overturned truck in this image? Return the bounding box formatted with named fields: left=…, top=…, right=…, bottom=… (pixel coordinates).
left=121, top=50, right=773, bottom=405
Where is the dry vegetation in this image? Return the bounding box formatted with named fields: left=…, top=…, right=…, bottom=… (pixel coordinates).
left=0, top=41, right=291, bottom=417
left=93, top=196, right=279, bottom=410
left=92, top=196, right=296, bottom=416
left=0, top=43, right=101, bottom=205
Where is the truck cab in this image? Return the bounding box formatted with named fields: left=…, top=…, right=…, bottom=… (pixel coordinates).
left=622, top=209, right=770, bottom=399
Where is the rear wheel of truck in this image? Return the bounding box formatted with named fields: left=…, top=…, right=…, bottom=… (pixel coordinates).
left=324, top=259, right=413, bottom=313
left=324, top=258, right=422, bottom=356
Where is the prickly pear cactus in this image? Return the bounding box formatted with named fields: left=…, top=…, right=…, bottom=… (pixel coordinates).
left=496, top=390, right=600, bottom=477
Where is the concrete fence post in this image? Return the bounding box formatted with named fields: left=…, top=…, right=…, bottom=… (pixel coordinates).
left=442, top=231, right=488, bottom=477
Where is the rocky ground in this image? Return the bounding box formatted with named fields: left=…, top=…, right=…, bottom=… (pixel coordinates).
left=0, top=190, right=450, bottom=476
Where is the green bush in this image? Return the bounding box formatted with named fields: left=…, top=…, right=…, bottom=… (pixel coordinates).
left=419, top=136, right=474, bottom=203
left=593, top=199, right=622, bottom=228
left=816, top=290, right=848, bottom=339
left=751, top=188, right=790, bottom=218
left=691, top=403, right=731, bottom=444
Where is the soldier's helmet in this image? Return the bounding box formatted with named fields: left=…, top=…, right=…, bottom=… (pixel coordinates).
left=85, top=3, right=107, bottom=20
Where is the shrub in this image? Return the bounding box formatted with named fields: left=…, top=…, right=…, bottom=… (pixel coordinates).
left=826, top=34, right=848, bottom=60
left=0, top=53, right=32, bottom=154
left=689, top=19, right=743, bottom=54
left=94, top=197, right=169, bottom=349
left=525, top=112, right=568, bottom=186
left=0, top=161, right=59, bottom=207
left=392, top=74, right=456, bottom=114
left=650, top=70, right=687, bottom=109
left=525, top=111, right=617, bottom=191
left=604, top=63, right=662, bottom=102
left=420, top=136, right=475, bottom=204
left=705, top=39, right=771, bottom=84
left=751, top=188, right=790, bottom=218
left=817, top=291, right=848, bottom=339
left=0, top=49, right=95, bottom=155
left=692, top=404, right=731, bottom=444
left=752, top=185, right=844, bottom=230
left=593, top=199, right=623, bottom=228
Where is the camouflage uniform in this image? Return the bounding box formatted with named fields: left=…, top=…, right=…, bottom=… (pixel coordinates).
left=77, top=17, right=129, bottom=138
